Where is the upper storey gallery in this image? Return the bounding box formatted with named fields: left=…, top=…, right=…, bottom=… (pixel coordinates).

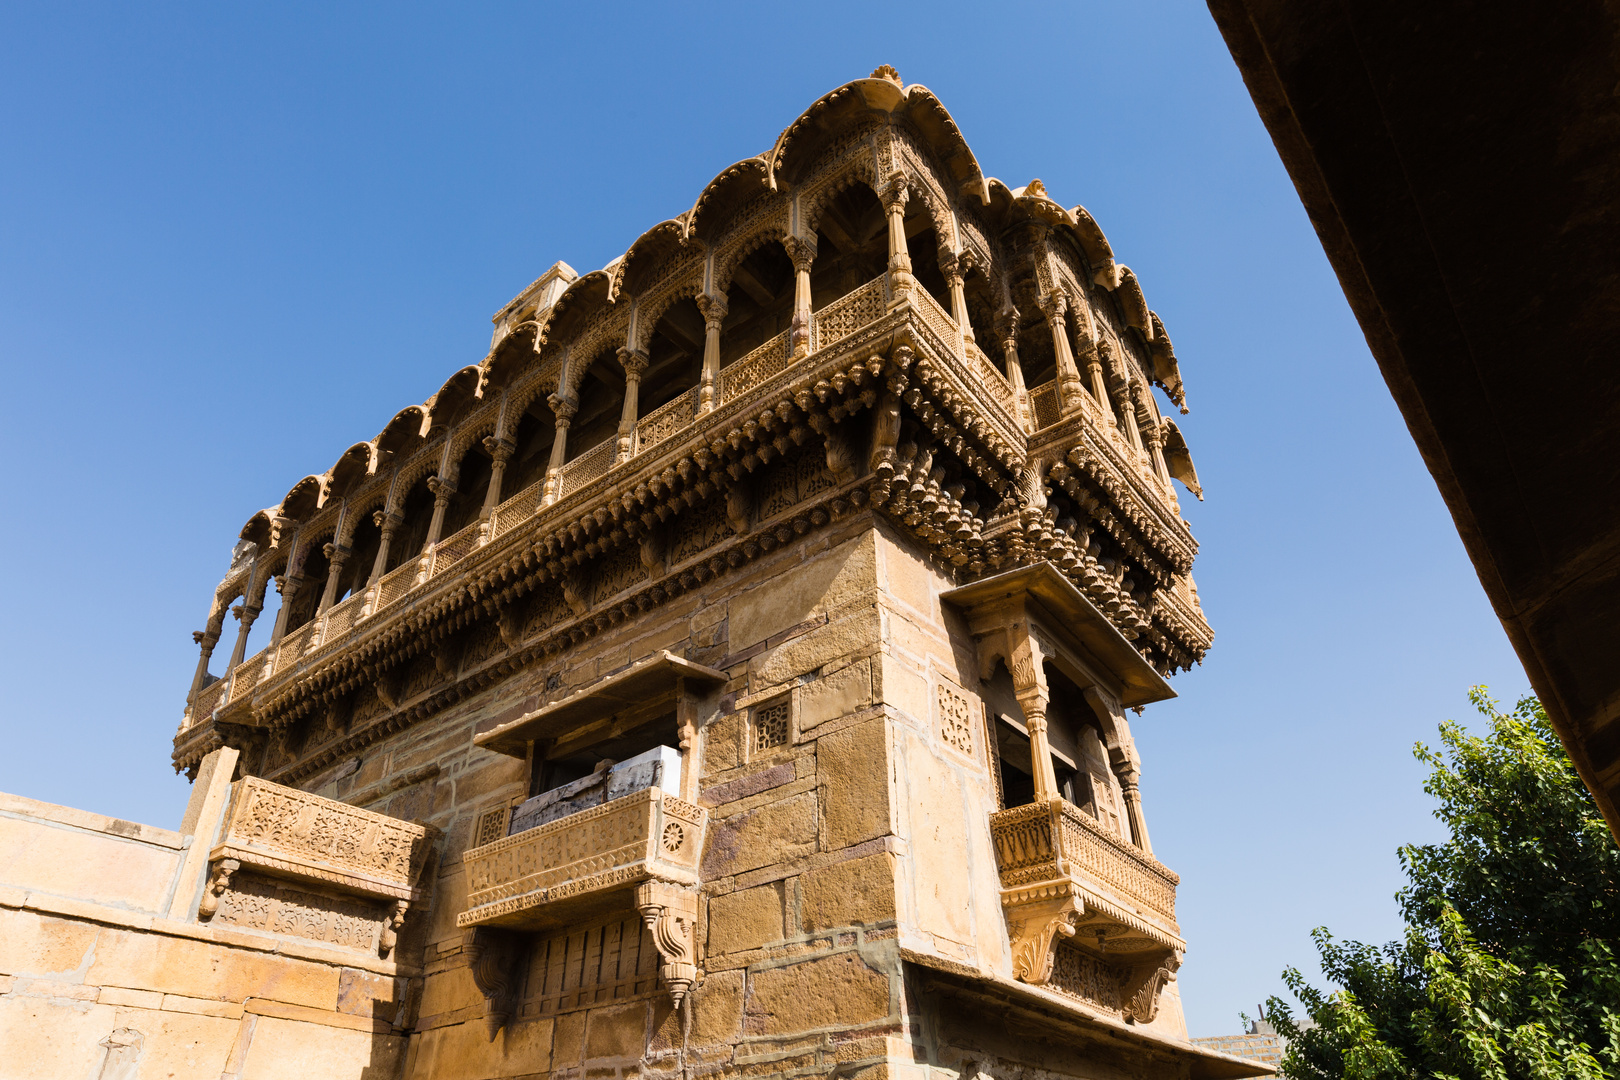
left=176, top=67, right=1210, bottom=778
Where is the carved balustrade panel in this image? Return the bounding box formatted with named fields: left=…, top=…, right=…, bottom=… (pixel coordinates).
left=635, top=386, right=697, bottom=453
left=558, top=438, right=615, bottom=498
left=719, top=329, right=790, bottom=405
left=431, top=522, right=482, bottom=576
left=275, top=624, right=315, bottom=673
left=1030, top=380, right=1062, bottom=430
left=458, top=788, right=705, bottom=930
left=193, top=677, right=228, bottom=720
left=374, top=560, right=418, bottom=612
left=990, top=799, right=1178, bottom=923
left=491, top=484, right=539, bottom=540
left=914, top=286, right=961, bottom=354
left=228, top=653, right=269, bottom=705
left=214, top=776, right=437, bottom=901
left=811, top=276, right=887, bottom=352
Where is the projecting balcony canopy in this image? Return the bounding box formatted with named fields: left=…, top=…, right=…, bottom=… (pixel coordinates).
left=941, top=561, right=1173, bottom=709
left=475, top=650, right=726, bottom=759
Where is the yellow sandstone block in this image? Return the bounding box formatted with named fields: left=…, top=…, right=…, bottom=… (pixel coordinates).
left=800, top=854, right=897, bottom=933
left=818, top=719, right=892, bottom=849
left=707, top=883, right=785, bottom=955
left=745, top=953, right=893, bottom=1034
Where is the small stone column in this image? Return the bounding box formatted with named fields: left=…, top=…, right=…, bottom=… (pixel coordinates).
left=367, top=510, right=402, bottom=586
left=479, top=435, right=517, bottom=535
left=784, top=235, right=817, bottom=358
left=881, top=172, right=914, bottom=307
left=615, top=347, right=648, bottom=464
left=227, top=601, right=262, bottom=670
left=423, top=475, right=456, bottom=550
left=996, top=308, right=1031, bottom=431
left=189, top=625, right=222, bottom=699
left=1117, top=765, right=1154, bottom=856
left=1040, top=290, right=1086, bottom=413
left=1122, top=381, right=1148, bottom=452
left=268, top=573, right=302, bottom=646
left=1015, top=685, right=1061, bottom=802
left=695, top=294, right=726, bottom=414
left=1084, top=348, right=1114, bottom=425
left=542, top=394, right=576, bottom=506
left=942, top=249, right=974, bottom=344
left=317, top=542, right=352, bottom=614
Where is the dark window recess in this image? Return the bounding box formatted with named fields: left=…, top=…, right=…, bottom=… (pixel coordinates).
left=511, top=711, right=682, bottom=835
left=997, top=717, right=1037, bottom=809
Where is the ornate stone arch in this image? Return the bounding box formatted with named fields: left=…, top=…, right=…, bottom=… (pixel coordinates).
left=503, top=361, right=565, bottom=430
left=387, top=436, right=446, bottom=513
left=713, top=220, right=791, bottom=298
left=632, top=277, right=704, bottom=354
left=336, top=483, right=390, bottom=549
left=800, top=157, right=881, bottom=240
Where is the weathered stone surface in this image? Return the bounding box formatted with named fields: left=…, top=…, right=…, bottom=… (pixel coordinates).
left=105, top=1006, right=238, bottom=1080
left=730, top=534, right=877, bottom=650
left=799, top=658, right=872, bottom=733
left=702, top=791, right=817, bottom=879
left=901, top=733, right=975, bottom=945
left=85, top=930, right=338, bottom=1010
left=407, top=1017, right=552, bottom=1080
left=819, top=719, right=891, bottom=850
left=0, top=996, right=116, bottom=1080
left=0, top=910, right=99, bottom=978
left=745, top=953, right=893, bottom=1034
left=706, top=883, right=785, bottom=955
left=800, top=854, right=897, bottom=933
left=241, top=1016, right=405, bottom=1080
left=753, top=607, right=883, bottom=688
left=584, top=1001, right=649, bottom=1060
left=652, top=968, right=743, bottom=1049
left=701, top=762, right=794, bottom=807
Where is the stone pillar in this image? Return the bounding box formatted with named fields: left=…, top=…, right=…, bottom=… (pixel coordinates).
left=942, top=249, right=973, bottom=342
left=1040, top=290, right=1086, bottom=413
left=317, top=542, right=352, bottom=614
left=1143, top=412, right=1171, bottom=485
left=227, top=601, right=262, bottom=670
left=367, top=510, right=402, bottom=586
left=1117, top=765, right=1153, bottom=856
left=881, top=172, right=914, bottom=306
left=1007, top=630, right=1059, bottom=800
left=189, top=625, right=222, bottom=698
left=996, top=308, right=1031, bottom=431
left=784, top=235, right=816, bottom=358
left=268, top=573, right=302, bottom=646
left=542, top=394, right=576, bottom=506
left=1123, top=381, right=1147, bottom=452
left=695, top=294, right=726, bottom=414
left=615, top=347, right=648, bottom=464
left=480, top=435, right=517, bottom=519
left=1084, top=349, right=1114, bottom=425
left=423, top=475, right=456, bottom=550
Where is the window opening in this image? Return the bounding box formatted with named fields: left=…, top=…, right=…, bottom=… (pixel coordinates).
left=512, top=709, right=681, bottom=836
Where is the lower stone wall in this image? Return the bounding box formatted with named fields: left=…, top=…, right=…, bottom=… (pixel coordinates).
left=0, top=889, right=411, bottom=1079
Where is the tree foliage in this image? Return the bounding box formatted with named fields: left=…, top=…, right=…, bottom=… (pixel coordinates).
left=1265, top=689, right=1620, bottom=1079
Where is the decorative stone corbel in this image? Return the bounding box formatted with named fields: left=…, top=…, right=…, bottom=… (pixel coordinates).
left=379, top=899, right=409, bottom=958
left=561, top=571, right=589, bottom=617
left=1006, top=891, right=1080, bottom=984
left=725, top=481, right=753, bottom=537
left=1120, top=950, right=1182, bottom=1024
left=197, top=858, right=239, bottom=920
left=636, top=880, right=699, bottom=1009
left=463, top=926, right=523, bottom=1041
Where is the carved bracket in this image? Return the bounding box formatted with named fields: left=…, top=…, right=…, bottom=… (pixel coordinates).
left=464, top=926, right=524, bottom=1041
left=636, top=880, right=700, bottom=1009
left=197, top=858, right=239, bottom=921
left=1005, top=891, right=1080, bottom=984
left=1120, top=950, right=1182, bottom=1025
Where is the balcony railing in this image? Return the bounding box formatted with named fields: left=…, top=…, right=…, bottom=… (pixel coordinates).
left=457, top=786, right=705, bottom=930
left=720, top=328, right=790, bottom=405
left=990, top=797, right=1177, bottom=924
left=635, top=385, right=698, bottom=453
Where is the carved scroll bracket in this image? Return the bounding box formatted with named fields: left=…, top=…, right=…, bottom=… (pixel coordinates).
left=1005, top=890, right=1080, bottom=984
left=464, top=926, right=524, bottom=1041
left=636, top=879, right=700, bottom=1010
left=1121, top=949, right=1182, bottom=1025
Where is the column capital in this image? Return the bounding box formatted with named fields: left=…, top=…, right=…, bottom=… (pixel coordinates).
left=426, top=475, right=457, bottom=500
left=880, top=169, right=911, bottom=213
left=373, top=508, right=403, bottom=530
left=616, top=347, right=649, bottom=381
left=482, top=435, right=517, bottom=463
left=937, top=247, right=961, bottom=282
left=546, top=393, right=578, bottom=424
left=1039, top=288, right=1068, bottom=323
left=695, top=292, right=728, bottom=328
left=782, top=233, right=817, bottom=273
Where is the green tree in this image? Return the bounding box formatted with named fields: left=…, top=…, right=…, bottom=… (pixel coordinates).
left=1265, top=689, right=1620, bottom=1079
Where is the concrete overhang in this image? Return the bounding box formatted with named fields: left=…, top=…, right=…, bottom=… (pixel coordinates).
left=475, top=650, right=726, bottom=758
left=942, top=561, right=1175, bottom=708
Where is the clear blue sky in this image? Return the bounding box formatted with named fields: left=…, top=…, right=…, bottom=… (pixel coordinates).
left=0, top=1, right=1529, bottom=1037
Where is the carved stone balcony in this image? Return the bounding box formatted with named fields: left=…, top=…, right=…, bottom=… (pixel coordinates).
left=199, top=776, right=438, bottom=958
left=456, top=786, right=707, bottom=1030
left=991, top=797, right=1185, bottom=1023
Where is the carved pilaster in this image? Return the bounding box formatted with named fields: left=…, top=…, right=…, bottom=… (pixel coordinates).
left=543, top=393, right=578, bottom=505
left=695, top=294, right=727, bottom=414
left=616, top=347, right=649, bottom=463
left=636, top=880, right=700, bottom=1010
left=881, top=171, right=914, bottom=306
left=783, top=234, right=817, bottom=358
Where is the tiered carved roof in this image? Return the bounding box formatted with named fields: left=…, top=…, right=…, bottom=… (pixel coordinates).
left=177, top=68, right=1209, bottom=781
